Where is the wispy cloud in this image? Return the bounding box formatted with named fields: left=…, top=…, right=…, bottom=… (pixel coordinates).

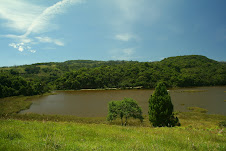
left=0, top=1, right=44, bottom=33
left=110, top=0, right=147, bottom=31
left=114, top=0, right=144, bottom=22
left=0, top=0, right=84, bottom=53
left=105, top=0, right=163, bottom=41
left=36, top=37, right=64, bottom=46
left=23, top=0, right=84, bottom=37
left=115, top=33, right=137, bottom=42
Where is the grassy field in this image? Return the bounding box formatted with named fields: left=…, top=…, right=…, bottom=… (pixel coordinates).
left=0, top=118, right=225, bottom=151
left=0, top=95, right=226, bottom=150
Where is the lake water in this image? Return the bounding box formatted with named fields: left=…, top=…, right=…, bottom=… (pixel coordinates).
left=20, top=87, right=226, bottom=117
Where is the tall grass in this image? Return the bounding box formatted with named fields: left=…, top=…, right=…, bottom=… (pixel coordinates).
left=0, top=119, right=225, bottom=150
left=0, top=96, right=32, bottom=117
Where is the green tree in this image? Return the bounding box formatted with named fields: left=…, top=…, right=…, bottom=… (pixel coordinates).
left=148, top=82, right=180, bottom=127
left=25, top=66, right=40, bottom=74
left=107, top=98, right=143, bottom=126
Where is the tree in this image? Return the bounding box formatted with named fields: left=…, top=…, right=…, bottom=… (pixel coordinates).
left=25, top=66, right=40, bottom=74
left=107, top=98, right=144, bottom=126
left=148, top=82, right=180, bottom=127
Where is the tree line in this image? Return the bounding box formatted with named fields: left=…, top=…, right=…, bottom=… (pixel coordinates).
left=0, top=55, right=225, bottom=98
left=56, top=55, right=226, bottom=90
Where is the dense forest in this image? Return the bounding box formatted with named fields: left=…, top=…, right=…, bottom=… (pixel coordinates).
left=0, top=55, right=226, bottom=98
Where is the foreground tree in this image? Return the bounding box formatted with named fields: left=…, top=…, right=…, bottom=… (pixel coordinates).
left=149, top=82, right=180, bottom=127
left=107, top=98, right=143, bottom=126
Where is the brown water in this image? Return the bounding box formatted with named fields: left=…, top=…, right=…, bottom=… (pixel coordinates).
left=20, top=87, right=226, bottom=117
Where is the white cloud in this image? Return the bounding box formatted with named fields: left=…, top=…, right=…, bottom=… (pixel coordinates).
left=115, top=33, right=137, bottom=41
left=18, top=46, right=24, bottom=52
left=9, top=42, right=36, bottom=53
left=30, top=50, right=36, bottom=53
left=0, top=0, right=84, bottom=53
left=54, top=40, right=65, bottom=46
left=36, top=37, right=64, bottom=46
left=9, top=43, right=17, bottom=49
left=0, top=0, right=45, bottom=33
left=23, top=0, right=84, bottom=37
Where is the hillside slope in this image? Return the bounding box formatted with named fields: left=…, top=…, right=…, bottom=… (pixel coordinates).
left=0, top=55, right=225, bottom=94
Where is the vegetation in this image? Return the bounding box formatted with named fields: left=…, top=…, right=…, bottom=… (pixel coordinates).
left=107, top=98, right=143, bottom=126
left=0, top=95, right=225, bottom=150
left=180, top=90, right=207, bottom=93
left=0, top=55, right=225, bottom=97
left=56, top=55, right=226, bottom=90
left=0, top=72, right=49, bottom=98
left=0, top=55, right=225, bottom=150
left=187, top=107, right=208, bottom=113
left=218, top=120, right=226, bottom=128
left=0, top=96, right=32, bottom=117
left=0, top=116, right=225, bottom=150
left=149, top=82, right=180, bottom=127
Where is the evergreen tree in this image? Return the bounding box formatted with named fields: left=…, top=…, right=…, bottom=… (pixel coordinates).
left=148, top=82, right=180, bottom=127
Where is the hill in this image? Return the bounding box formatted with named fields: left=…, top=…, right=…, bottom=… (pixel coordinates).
left=0, top=55, right=225, bottom=97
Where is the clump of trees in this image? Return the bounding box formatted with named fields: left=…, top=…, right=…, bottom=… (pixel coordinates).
left=25, top=66, right=40, bottom=74
left=148, top=82, right=180, bottom=127
left=0, top=72, right=49, bottom=98
left=107, top=98, right=144, bottom=126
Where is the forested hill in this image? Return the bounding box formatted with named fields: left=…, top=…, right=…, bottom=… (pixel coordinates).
left=0, top=55, right=226, bottom=97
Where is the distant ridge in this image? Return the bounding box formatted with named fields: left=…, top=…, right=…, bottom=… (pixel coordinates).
left=1, top=55, right=225, bottom=91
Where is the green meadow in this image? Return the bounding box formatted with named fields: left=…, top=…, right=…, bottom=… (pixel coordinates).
left=0, top=118, right=225, bottom=151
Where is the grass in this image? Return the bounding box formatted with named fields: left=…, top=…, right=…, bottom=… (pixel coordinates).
left=0, top=93, right=56, bottom=117
left=181, top=90, right=207, bottom=93
left=0, top=96, right=32, bottom=117
left=0, top=95, right=226, bottom=150
left=187, top=107, right=208, bottom=113
left=0, top=118, right=225, bottom=151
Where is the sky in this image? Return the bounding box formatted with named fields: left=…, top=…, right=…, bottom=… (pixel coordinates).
left=0, top=0, right=226, bottom=66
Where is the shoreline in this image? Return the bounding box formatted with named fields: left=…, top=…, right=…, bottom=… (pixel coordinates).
left=54, top=85, right=226, bottom=92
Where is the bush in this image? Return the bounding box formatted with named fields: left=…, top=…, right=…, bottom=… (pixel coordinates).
left=148, top=82, right=180, bottom=127
left=107, top=98, right=143, bottom=126
left=218, top=120, right=226, bottom=127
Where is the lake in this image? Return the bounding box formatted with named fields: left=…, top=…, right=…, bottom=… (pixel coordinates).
left=20, top=87, right=226, bottom=117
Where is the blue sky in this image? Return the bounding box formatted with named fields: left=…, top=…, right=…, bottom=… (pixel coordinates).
left=0, top=0, right=226, bottom=66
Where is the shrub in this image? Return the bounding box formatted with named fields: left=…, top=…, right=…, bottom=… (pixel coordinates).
left=218, top=120, right=226, bottom=127
left=107, top=98, right=143, bottom=126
